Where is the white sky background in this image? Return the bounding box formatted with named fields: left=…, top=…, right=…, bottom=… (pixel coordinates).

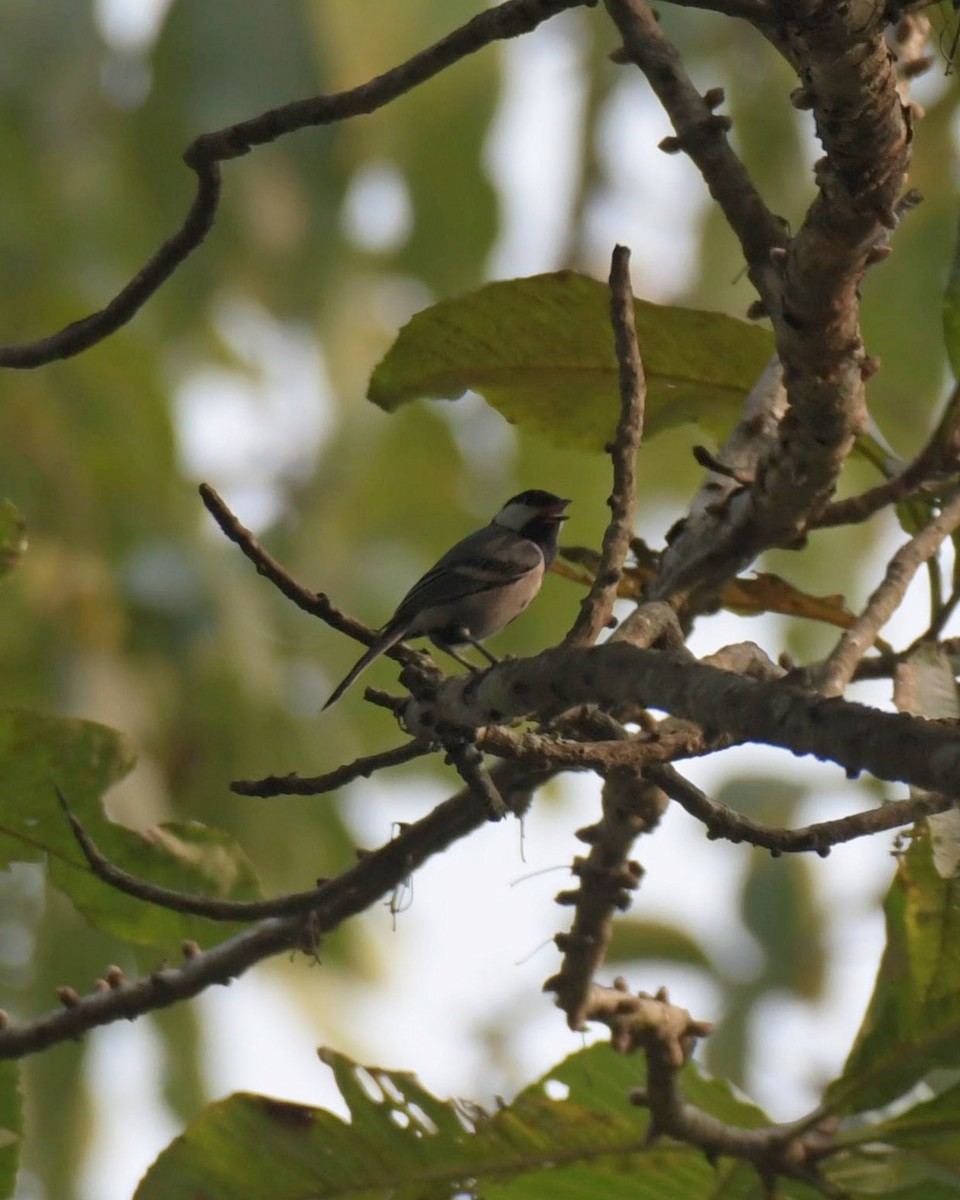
left=73, top=7, right=950, bottom=1200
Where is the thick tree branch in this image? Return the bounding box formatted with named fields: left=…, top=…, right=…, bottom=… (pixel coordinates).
left=0, top=0, right=588, bottom=368
left=405, top=643, right=960, bottom=799
left=566, top=244, right=647, bottom=645
left=546, top=769, right=666, bottom=1029
left=607, top=0, right=912, bottom=609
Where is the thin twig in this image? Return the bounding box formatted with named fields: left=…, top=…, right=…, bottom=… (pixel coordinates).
left=648, top=764, right=955, bottom=856
left=814, top=436, right=958, bottom=530
left=0, top=0, right=586, bottom=368
left=199, top=482, right=420, bottom=667
left=566, top=244, right=647, bottom=645
left=604, top=0, right=784, bottom=303
left=231, top=739, right=433, bottom=797
left=818, top=490, right=960, bottom=696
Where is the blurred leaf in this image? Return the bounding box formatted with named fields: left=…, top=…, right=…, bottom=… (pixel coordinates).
left=894, top=645, right=960, bottom=879
left=741, top=852, right=825, bottom=1002
left=0, top=709, right=262, bottom=952
left=607, top=918, right=715, bottom=971
left=0, top=1064, right=21, bottom=1200
left=944, top=211, right=960, bottom=382
left=368, top=272, right=775, bottom=452
left=0, top=501, right=26, bottom=581
left=828, top=831, right=960, bottom=1114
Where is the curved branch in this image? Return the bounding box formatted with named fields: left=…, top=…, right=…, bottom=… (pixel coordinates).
left=0, top=0, right=587, bottom=368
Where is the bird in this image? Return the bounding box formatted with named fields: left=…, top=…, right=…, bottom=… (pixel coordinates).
left=323, top=489, right=570, bottom=709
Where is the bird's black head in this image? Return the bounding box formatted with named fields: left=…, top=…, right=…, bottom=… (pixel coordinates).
left=496, top=490, right=570, bottom=528
left=494, top=490, right=570, bottom=564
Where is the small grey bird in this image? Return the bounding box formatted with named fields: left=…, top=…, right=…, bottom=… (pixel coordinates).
left=323, top=489, right=570, bottom=709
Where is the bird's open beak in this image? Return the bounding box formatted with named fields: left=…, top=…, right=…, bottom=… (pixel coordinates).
left=543, top=499, right=571, bottom=523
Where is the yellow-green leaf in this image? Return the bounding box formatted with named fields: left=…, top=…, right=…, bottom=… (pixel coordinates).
left=368, top=272, right=775, bottom=452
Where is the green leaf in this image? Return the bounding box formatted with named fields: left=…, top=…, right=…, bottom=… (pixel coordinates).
left=368, top=272, right=775, bottom=452
left=0, top=1065, right=22, bottom=1200
left=0, top=501, right=26, bottom=580
left=943, top=212, right=960, bottom=381
left=606, top=918, right=715, bottom=971
left=827, top=831, right=960, bottom=1114
left=137, top=1043, right=792, bottom=1200
left=0, top=709, right=262, bottom=951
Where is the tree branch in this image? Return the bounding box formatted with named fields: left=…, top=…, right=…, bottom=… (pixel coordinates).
left=231, top=740, right=433, bottom=797
left=3, top=759, right=558, bottom=1060
left=584, top=981, right=838, bottom=1190
left=0, top=0, right=588, bottom=368
left=648, top=763, right=955, bottom=855
left=546, top=769, right=666, bottom=1029
left=818, top=489, right=960, bottom=696
left=407, top=642, right=960, bottom=800
left=566, top=244, right=647, bottom=645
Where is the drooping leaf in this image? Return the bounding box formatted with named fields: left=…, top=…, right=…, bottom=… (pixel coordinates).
left=368, top=272, right=775, bottom=452
left=0, top=709, right=262, bottom=951
left=827, top=831, right=960, bottom=1114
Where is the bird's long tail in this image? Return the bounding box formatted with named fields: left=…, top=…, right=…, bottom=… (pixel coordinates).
left=322, top=623, right=409, bottom=710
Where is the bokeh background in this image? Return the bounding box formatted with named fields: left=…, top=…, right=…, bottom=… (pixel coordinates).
left=1, top=2, right=959, bottom=1197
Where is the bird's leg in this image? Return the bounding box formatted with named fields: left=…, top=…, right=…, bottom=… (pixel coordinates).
left=461, top=633, right=499, bottom=667
left=434, top=629, right=499, bottom=672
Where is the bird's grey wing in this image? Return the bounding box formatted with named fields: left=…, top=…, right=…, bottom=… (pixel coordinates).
left=392, top=526, right=542, bottom=625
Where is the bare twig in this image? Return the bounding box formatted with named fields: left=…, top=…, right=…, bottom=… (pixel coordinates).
left=648, top=763, right=955, bottom=855
left=231, top=740, right=433, bottom=797
left=199, top=482, right=424, bottom=674
left=814, top=423, right=959, bottom=530
left=0, top=0, right=587, bottom=368
left=566, top=244, right=647, bottom=645
left=818, top=490, right=960, bottom=696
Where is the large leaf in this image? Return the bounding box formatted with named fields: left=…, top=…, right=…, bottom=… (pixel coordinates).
left=827, top=830, right=960, bottom=1114
left=368, top=272, right=775, bottom=452
left=0, top=709, right=262, bottom=951
left=137, top=1043, right=792, bottom=1200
